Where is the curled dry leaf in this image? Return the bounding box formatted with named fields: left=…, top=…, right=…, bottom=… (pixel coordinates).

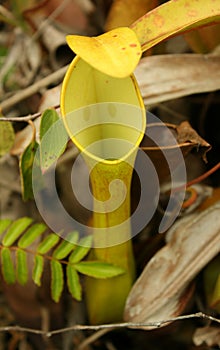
left=10, top=118, right=41, bottom=156
left=124, top=202, right=220, bottom=329
left=193, top=326, right=220, bottom=347
left=140, top=120, right=211, bottom=182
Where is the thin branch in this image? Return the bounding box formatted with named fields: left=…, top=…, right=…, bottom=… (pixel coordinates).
left=0, top=105, right=60, bottom=122
left=185, top=162, right=220, bottom=188
left=174, top=162, right=220, bottom=192
left=0, top=313, right=219, bottom=337
left=0, top=65, right=67, bottom=113
left=0, top=244, right=71, bottom=266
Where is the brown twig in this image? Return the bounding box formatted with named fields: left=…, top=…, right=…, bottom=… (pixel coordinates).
left=0, top=105, right=60, bottom=122
left=0, top=64, right=67, bottom=113
left=174, top=162, right=220, bottom=192
left=0, top=313, right=219, bottom=337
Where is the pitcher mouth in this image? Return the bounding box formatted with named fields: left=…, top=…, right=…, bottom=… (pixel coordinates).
left=62, top=102, right=146, bottom=165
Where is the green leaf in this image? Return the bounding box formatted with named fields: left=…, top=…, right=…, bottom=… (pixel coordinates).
left=37, top=233, right=59, bottom=254
left=18, top=223, right=47, bottom=249
left=69, top=235, right=93, bottom=264
left=0, top=121, right=15, bottom=156
left=2, top=217, right=33, bottom=247
left=16, top=249, right=28, bottom=285
left=53, top=231, right=79, bottom=260
left=32, top=255, right=44, bottom=286
left=40, top=109, right=59, bottom=140
left=66, top=265, right=82, bottom=301
left=131, top=0, right=220, bottom=53
left=19, top=140, right=38, bottom=201
left=74, top=261, right=125, bottom=278
left=51, top=260, right=64, bottom=302
left=40, top=109, right=68, bottom=171
left=0, top=219, right=12, bottom=236
left=1, top=247, right=16, bottom=284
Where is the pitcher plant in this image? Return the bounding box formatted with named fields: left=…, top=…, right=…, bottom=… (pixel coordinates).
left=60, top=28, right=146, bottom=323
left=60, top=0, right=220, bottom=324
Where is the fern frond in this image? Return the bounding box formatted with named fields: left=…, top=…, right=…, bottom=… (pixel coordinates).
left=69, top=235, right=92, bottom=264
left=0, top=219, right=12, bottom=236
left=52, top=231, right=78, bottom=260
left=1, top=247, right=16, bottom=284
left=51, top=260, right=64, bottom=302
left=2, top=217, right=33, bottom=247
left=16, top=249, right=28, bottom=285
left=18, top=223, right=47, bottom=248
left=37, top=233, right=59, bottom=254
left=0, top=217, right=125, bottom=303
left=32, top=255, right=44, bottom=286
left=67, top=264, right=82, bottom=301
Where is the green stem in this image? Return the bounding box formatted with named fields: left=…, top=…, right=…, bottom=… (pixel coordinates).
left=85, top=160, right=136, bottom=324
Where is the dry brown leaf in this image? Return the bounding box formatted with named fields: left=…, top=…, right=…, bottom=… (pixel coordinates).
left=23, top=0, right=95, bottom=68
left=38, top=85, right=61, bottom=112
left=10, top=118, right=41, bottom=156
left=24, top=0, right=94, bottom=33
left=140, top=121, right=211, bottom=182
left=193, top=326, right=220, bottom=347
left=135, top=54, right=220, bottom=105
left=124, top=202, right=220, bottom=329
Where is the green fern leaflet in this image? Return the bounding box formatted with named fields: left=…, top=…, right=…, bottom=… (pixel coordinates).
left=0, top=218, right=125, bottom=302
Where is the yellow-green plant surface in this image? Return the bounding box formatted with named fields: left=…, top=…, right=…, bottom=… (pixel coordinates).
left=66, top=27, right=141, bottom=78
left=61, top=51, right=146, bottom=323
left=131, top=0, right=220, bottom=52
left=61, top=0, right=220, bottom=324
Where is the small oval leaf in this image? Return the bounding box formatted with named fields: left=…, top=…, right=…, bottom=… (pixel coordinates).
left=1, top=247, right=16, bottom=284
left=69, top=235, right=92, bottom=264
left=53, top=231, right=79, bottom=260
left=74, top=261, right=125, bottom=278
left=19, top=140, right=38, bottom=201
left=51, top=260, right=64, bottom=302
left=16, top=249, right=28, bottom=285
left=18, top=223, right=47, bottom=249
left=37, top=233, right=59, bottom=254
left=32, top=255, right=44, bottom=286
left=40, top=109, right=60, bottom=140
left=66, top=265, right=82, bottom=301
left=0, top=219, right=12, bottom=236
left=2, top=217, right=33, bottom=247
left=40, top=110, right=68, bottom=171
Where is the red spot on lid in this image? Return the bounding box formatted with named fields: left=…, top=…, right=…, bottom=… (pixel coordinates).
left=130, top=43, right=137, bottom=48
